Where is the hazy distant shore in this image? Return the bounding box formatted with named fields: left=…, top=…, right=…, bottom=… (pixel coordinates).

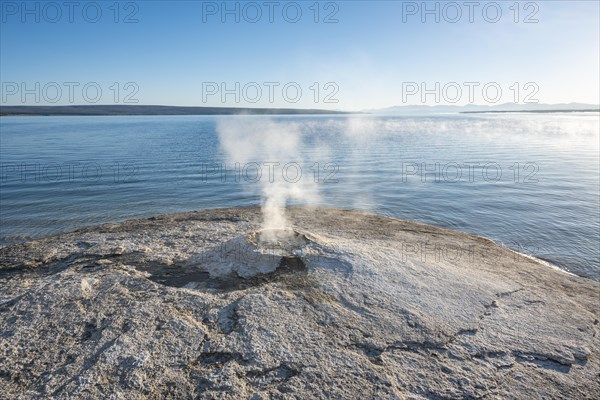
left=3, top=104, right=599, bottom=117
left=0, top=105, right=350, bottom=117
left=460, top=109, right=600, bottom=114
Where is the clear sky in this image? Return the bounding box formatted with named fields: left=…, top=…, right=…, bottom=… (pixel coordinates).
left=1, top=0, right=599, bottom=110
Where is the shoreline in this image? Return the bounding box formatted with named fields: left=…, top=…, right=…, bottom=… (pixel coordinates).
left=0, top=206, right=586, bottom=280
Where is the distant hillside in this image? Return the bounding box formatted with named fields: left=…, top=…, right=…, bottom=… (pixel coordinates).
left=0, top=105, right=350, bottom=116
left=368, top=103, right=600, bottom=115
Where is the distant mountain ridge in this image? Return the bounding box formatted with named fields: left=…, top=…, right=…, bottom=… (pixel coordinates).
left=0, top=105, right=350, bottom=116
left=367, top=103, right=600, bottom=115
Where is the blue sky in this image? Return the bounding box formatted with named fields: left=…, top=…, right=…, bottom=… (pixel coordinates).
left=1, top=0, right=599, bottom=110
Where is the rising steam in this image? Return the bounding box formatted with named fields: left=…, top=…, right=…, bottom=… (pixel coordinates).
left=216, top=114, right=596, bottom=243
left=216, top=117, right=320, bottom=243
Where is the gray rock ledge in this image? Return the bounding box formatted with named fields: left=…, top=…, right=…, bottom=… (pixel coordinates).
left=1, top=207, right=598, bottom=399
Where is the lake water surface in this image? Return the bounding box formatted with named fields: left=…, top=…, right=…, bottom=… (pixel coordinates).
left=1, top=114, right=598, bottom=279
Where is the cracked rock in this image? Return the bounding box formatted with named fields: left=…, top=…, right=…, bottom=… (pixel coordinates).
left=0, top=206, right=598, bottom=399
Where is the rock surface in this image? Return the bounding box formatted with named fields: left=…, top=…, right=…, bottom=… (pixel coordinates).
left=0, top=206, right=598, bottom=399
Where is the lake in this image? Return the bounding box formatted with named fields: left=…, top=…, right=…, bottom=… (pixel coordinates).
left=1, top=113, right=598, bottom=279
